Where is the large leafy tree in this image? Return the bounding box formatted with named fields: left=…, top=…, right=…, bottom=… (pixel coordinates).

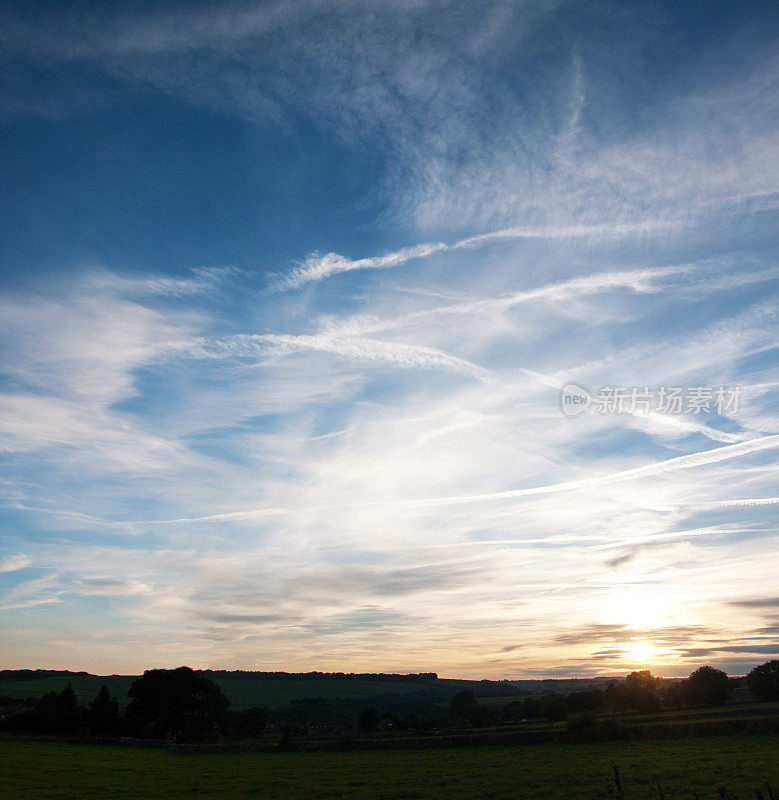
left=126, top=666, right=229, bottom=742
left=682, top=666, right=732, bottom=707
left=746, top=660, right=779, bottom=702
left=609, top=670, right=661, bottom=712
left=449, top=690, right=478, bottom=722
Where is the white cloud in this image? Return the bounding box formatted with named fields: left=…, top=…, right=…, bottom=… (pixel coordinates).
left=0, top=273, right=199, bottom=471
left=0, top=276, right=183, bottom=404
left=75, top=579, right=153, bottom=596
left=0, top=552, right=31, bottom=573
left=168, top=331, right=495, bottom=382
left=282, top=242, right=448, bottom=288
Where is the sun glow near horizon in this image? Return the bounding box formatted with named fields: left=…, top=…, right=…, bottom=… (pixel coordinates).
left=624, top=640, right=660, bottom=664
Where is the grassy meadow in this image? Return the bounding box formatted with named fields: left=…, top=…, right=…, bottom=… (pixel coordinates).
left=2, top=734, right=778, bottom=800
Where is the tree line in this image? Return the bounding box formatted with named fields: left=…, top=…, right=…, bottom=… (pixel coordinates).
left=441, top=662, right=779, bottom=730
left=198, top=670, right=439, bottom=682
left=1, top=661, right=777, bottom=743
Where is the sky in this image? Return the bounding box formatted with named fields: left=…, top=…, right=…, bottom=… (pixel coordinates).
left=0, top=0, right=777, bottom=679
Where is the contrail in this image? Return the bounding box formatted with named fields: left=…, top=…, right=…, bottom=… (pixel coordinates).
left=131, top=435, right=779, bottom=524
left=407, top=434, right=779, bottom=507
left=282, top=219, right=686, bottom=288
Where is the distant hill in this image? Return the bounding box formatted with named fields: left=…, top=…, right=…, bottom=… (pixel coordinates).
left=0, top=668, right=617, bottom=710
left=0, top=669, right=91, bottom=681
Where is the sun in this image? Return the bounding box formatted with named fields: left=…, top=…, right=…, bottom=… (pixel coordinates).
left=626, top=641, right=657, bottom=662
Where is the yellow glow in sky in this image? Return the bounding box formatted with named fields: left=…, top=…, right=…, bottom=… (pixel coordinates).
left=626, top=641, right=659, bottom=663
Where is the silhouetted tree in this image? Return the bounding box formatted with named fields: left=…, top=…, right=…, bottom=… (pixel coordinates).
left=606, top=671, right=661, bottom=712
left=746, top=660, right=779, bottom=702
left=567, top=689, right=604, bottom=714
left=661, top=681, right=684, bottom=710
left=544, top=696, right=569, bottom=722
left=522, top=695, right=542, bottom=719
left=681, top=666, right=731, bottom=707
left=449, top=690, right=478, bottom=723
left=45, top=684, right=83, bottom=733
left=502, top=696, right=544, bottom=720
left=88, top=685, right=121, bottom=735
left=12, top=684, right=86, bottom=735
left=125, top=666, right=229, bottom=742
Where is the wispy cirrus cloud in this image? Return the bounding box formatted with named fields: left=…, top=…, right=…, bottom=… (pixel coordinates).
left=93, top=266, right=242, bottom=298
left=5, top=1, right=777, bottom=236
left=312, top=264, right=698, bottom=337
left=75, top=579, right=153, bottom=596
left=168, top=332, right=494, bottom=382
left=0, top=0, right=777, bottom=677
left=0, top=553, right=31, bottom=573
left=134, top=434, right=778, bottom=526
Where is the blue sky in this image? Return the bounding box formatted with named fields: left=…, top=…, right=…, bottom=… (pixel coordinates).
left=0, top=0, right=777, bottom=677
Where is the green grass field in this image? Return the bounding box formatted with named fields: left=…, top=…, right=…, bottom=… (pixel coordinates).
left=2, top=734, right=777, bottom=800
